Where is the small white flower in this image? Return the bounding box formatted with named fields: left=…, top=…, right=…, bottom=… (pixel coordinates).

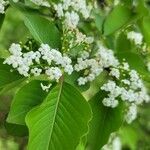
left=54, top=3, right=64, bottom=17
left=17, top=65, right=30, bottom=77
left=45, top=67, right=62, bottom=81
left=31, top=68, right=42, bottom=76
left=109, top=68, right=120, bottom=79
left=122, top=62, right=129, bottom=71
left=41, top=83, right=52, bottom=92
left=77, top=77, right=87, bottom=85
left=64, top=65, right=73, bottom=75
left=9, top=43, right=22, bottom=56
left=102, top=97, right=119, bottom=108
left=101, top=80, right=116, bottom=92
left=122, top=79, right=130, bottom=85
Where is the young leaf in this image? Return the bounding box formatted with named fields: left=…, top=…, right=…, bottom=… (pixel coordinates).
left=87, top=92, right=124, bottom=150
left=7, top=80, right=48, bottom=125
left=104, top=5, right=133, bottom=36
left=26, top=82, right=92, bottom=150
left=0, top=59, right=23, bottom=89
left=24, top=14, right=61, bottom=48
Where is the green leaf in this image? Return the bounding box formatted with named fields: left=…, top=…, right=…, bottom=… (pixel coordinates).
left=7, top=80, right=48, bottom=125
left=24, top=14, right=61, bottom=48
left=139, top=16, right=150, bottom=46
left=94, top=13, right=105, bottom=32
left=104, top=5, right=133, bottom=36
left=0, top=14, right=5, bottom=30
left=135, top=0, right=149, bottom=17
left=87, top=92, right=124, bottom=150
left=0, top=59, right=23, bottom=89
left=26, top=82, right=92, bottom=150
left=5, top=122, right=28, bottom=137
left=115, top=32, right=131, bottom=52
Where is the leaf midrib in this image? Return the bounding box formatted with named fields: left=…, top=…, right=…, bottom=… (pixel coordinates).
left=47, top=80, right=64, bottom=149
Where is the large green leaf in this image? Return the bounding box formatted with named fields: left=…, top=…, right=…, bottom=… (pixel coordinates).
left=7, top=80, right=48, bottom=125
left=0, top=59, right=23, bottom=89
left=24, top=14, right=61, bottom=48
left=26, top=82, right=92, bottom=150
left=87, top=92, right=124, bottom=150
left=103, top=5, right=133, bottom=36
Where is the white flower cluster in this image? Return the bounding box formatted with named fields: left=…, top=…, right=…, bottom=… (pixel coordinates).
left=0, top=0, right=7, bottom=14
left=53, top=0, right=92, bottom=29
left=127, top=31, right=143, bottom=45
left=4, top=43, right=73, bottom=81
left=75, top=46, right=119, bottom=85
left=101, top=64, right=150, bottom=123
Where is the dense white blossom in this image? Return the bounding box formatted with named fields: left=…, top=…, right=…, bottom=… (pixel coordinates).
left=101, top=64, right=150, bottom=123
left=75, top=45, right=119, bottom=85
left=4, top=43, right=73, bottom=81
left=127, top=31, right=143, bottom=45
left=53, top=0, right=92, bottom=29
